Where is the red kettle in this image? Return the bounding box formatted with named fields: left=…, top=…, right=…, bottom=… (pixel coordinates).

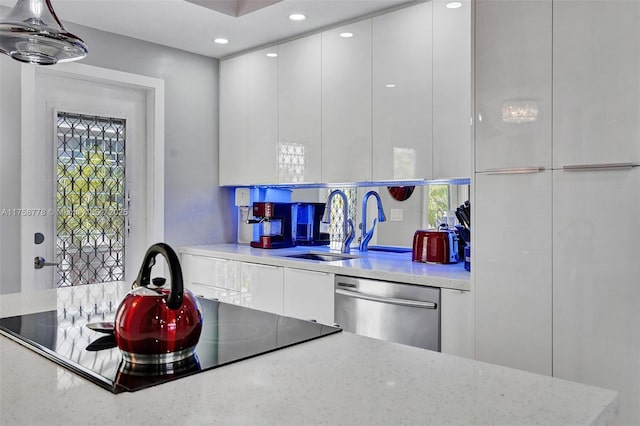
left=114, top=243, right=203, bottom=364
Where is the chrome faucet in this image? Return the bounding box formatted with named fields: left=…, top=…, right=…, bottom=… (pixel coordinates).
left=321, top=190, right=355, bottom=253
left=359, top=191, right=387, bottom=252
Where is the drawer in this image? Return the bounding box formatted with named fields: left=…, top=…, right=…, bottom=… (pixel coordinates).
left=185, top=281, right=243, bottom=306
left=181, top=254, right=240, bottom=291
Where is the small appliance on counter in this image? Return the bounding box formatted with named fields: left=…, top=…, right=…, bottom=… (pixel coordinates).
left=250, top=202, right=295, bottom=249
left=291, top=202, right=329, bottom=246
left=412, top=229, right=459, bottom=264
left=114, top=243, right=203, bottom=364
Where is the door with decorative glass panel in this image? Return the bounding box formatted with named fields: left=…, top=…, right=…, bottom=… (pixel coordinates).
left=21, top=69, right=148, bottom=291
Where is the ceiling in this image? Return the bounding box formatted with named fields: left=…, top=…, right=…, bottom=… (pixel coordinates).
left=1, top=0, right=417, bottom=58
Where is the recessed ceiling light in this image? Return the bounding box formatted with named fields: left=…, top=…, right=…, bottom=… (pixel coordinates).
left=340, top=32, right=354, bottom=38
left=446, top=2, right=462, bottom=8
left=214, top=38, right=229, bottom=44
left=289, top=13, right=306, bottom=21
left=266, top=52, right=278, bottom=58
left=386, top=84, right=397, bottom=88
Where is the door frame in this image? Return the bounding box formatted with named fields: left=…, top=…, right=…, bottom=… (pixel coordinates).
left=20, top=62, right=165, bottom=291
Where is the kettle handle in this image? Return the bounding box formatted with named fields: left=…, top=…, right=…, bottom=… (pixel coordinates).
left=134, top=242, right=184, bottom=310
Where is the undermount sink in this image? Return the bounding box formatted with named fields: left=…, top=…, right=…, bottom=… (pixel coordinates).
left=284, top=252, right=360, bottom=262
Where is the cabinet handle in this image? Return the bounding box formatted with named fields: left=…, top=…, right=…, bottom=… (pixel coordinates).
left=335, top=288, right=437, bottom=309
left=483, top=167, right=545, bottom=175
left=562, top=163, right=636, bottom=172
left=246, top=262, right=280, bottom=270
left=289, top=268, right=330, bottom=277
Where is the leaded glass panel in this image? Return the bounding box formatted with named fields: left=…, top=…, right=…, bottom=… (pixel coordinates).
left=56, top=112, right=126, bottom=287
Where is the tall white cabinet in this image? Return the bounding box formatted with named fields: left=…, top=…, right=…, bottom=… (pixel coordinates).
left=551, top=2, right=640, bottom=425
left=474, top=0, right=553, bottom=375
left=475, top=1, right=640, bottom=424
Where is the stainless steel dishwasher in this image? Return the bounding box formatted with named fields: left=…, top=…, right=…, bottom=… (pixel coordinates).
left=334, top=276, right=440, bottom=351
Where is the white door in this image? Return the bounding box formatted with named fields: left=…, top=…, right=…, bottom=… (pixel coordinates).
left=21, top=68, right=149, bottom=292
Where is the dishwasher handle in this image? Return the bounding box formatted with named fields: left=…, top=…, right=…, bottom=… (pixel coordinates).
left=335, top=288, right=437, bottom=309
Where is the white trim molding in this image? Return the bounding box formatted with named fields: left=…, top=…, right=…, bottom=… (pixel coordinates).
left=19, top=63, right=165, bottom=290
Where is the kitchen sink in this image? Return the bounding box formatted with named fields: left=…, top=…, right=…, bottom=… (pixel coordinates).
left=284, top=252, right=360, bottom=262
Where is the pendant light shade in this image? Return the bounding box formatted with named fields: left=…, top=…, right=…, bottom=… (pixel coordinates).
left=0, top=0, right=87, bottom=65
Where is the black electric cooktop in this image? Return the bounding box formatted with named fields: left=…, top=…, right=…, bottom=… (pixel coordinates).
left=0, top=297, right=341, bottom=393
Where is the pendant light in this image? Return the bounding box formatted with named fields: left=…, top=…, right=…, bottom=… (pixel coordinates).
left=0, top=0, right=87, bottom=65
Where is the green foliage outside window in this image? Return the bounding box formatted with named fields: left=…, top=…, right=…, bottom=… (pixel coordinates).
left=427, top=184, right=449, bottom=228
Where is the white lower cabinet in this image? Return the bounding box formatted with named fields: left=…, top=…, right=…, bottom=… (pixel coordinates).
left=181, top=254, right=284, bottom=314
left=440, top=289, right=474, bottom=359
left=239, top=262, right=284, bottom=315
left=283, top=268, right=335, bottom=325
left=181, top=254, right=240, bottom=292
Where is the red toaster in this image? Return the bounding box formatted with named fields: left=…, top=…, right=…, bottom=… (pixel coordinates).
left=412, top=230, right=459, bottom=264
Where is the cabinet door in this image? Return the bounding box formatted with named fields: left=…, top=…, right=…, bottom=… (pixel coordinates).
left=553, top=167, right=640, bottom=426
left=440, top=288, right=474, bottom=359
left=474, top=0, right=552, bottom=171
left=186, top=282, right=243, bottom=305
left=240, top=262, right=283, bottom=315
left=246, top=48, right=279, bottom=184
left=219, top=48, right=278, bottom=185
left=433, top=0, right=471, bottom=179
left=474, top=170, right=552, bottom=375
left=321, top=19, right=372, bottom=182
left=219, top=55, right=248, bottom=186
left=181, top=254, right=240, bottom=291
left=372, top=2, right=432, bottom=180
left=278, top=34, right=322, bottom=184
left=553, top=1, right=640, bottom=168
left=283, top=268, right=334, bottom=325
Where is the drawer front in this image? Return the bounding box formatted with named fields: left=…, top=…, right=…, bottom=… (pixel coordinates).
left=185, top=281, right=242, bottom=306
left=181, top=254, right=240, bottom=291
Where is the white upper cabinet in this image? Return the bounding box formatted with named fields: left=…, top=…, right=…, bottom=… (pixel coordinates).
left=372, top=2, right=432, bottom=181
left=219, top=55, right=248, bottom=186
left=278, top=34, right=322, bottom=184
left=219, top=48, right=278, bottom=185
left=433, top=0, right=471, bottom=179
left=475, top=0, right=552, bottom=171
left=553, top=1, right=640, bottom=168
left=321, top=19, right=372, bottom=183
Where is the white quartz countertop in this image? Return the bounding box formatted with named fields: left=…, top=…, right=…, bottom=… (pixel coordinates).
left=180, top=243, right=471, bottom=291
left=0, top=283, right=617, bottom=426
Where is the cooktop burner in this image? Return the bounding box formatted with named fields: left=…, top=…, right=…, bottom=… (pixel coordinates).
left=0, top=296, right=341, bottom=393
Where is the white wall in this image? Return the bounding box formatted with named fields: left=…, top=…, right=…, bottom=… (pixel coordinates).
left=0, top=57, right=22, bottom=294
left=0, top=21, right=235, bottom=294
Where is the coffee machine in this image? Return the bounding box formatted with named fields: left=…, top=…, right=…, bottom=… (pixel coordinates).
left=291, top=202, right=330, bottom=246
left=249, top=202, right=294, bottom=249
